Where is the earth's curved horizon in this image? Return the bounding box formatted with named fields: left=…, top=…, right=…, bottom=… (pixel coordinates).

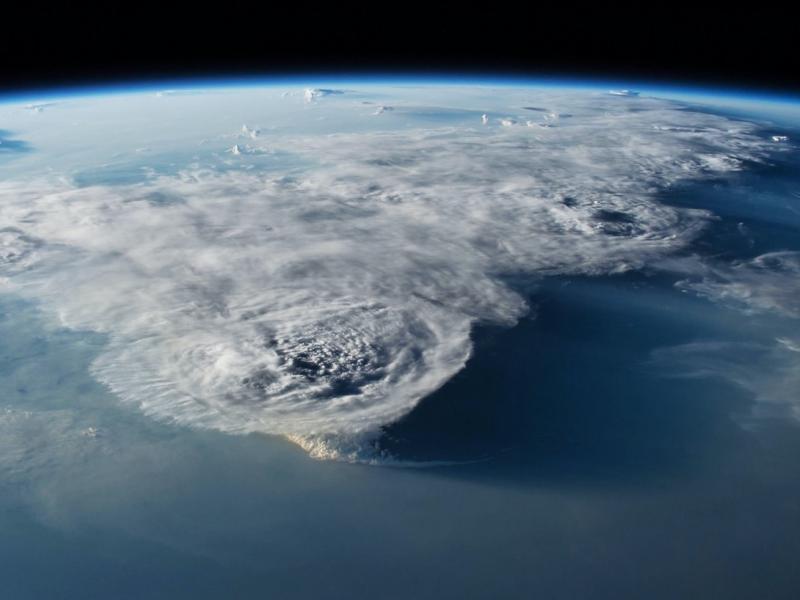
left=1, top=78, right=799, bottom=599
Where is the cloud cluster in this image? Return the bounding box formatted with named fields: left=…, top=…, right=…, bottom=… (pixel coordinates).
left=303, top=88, right=345, bottom=102
left=0, top=94, right=781, bottom=460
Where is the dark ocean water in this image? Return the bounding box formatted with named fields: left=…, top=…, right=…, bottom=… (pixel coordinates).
left=3, top=269, right=799, bottom=599
left=1, top=113, right=800, bottom=599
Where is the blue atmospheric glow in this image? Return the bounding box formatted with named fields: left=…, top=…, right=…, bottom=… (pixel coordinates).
left=1, top=72, right=799, bottom=108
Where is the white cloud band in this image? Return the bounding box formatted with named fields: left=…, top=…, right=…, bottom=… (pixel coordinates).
left=0, top=94, right=780, bottom=460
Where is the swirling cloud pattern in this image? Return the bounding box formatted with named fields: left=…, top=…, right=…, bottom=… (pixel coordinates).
left=0, top=89, right=783, bottom=460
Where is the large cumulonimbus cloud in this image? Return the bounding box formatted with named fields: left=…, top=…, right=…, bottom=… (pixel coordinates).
left=0, top=95, right=783, bottom=461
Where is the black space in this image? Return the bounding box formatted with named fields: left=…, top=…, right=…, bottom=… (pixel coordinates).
left=2, top=3, right=798, bottom=94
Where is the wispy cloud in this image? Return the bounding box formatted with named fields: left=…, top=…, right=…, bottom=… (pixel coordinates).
left=677, top=252, right=800, bottom=319
left=651, top=339, right=800, bottom=423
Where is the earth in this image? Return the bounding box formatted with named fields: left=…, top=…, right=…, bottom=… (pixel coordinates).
left=1, top=81, right=799, bottom=599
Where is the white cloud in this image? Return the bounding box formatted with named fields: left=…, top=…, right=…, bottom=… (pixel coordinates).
left=0, top=95, right=781, bottom=461
left=651, top=340, right=800, bottom=423
left=241, top=124, right=260, bottom=139
left=154, top=89, right=205, bottom=97
left=24, top=102, right=58, bottom=113
left=677, top=252, right=800, bottom=319
left=303, top=88, right=345, bottom=103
